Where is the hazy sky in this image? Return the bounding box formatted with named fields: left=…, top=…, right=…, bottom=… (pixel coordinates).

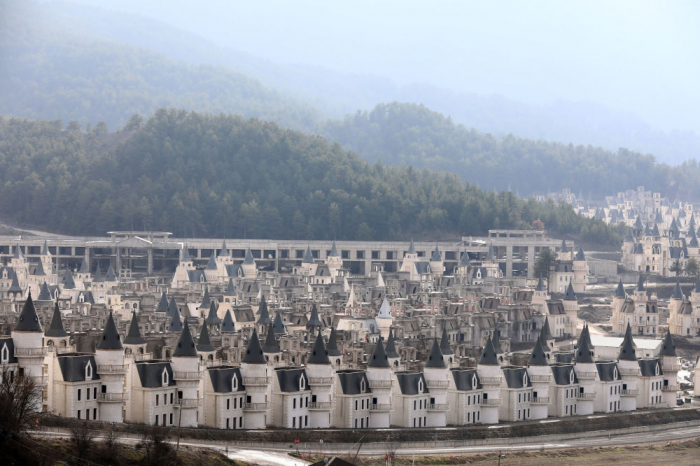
left=70, top=0, right=700, bottom=132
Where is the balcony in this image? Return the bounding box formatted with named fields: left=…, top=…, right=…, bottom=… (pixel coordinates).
left=242, top=376, right=270, bottom=386
left=480, top=398, right=500, bottom=406
left=577, top=392, right=596, bottom=400
left=370, top=403, right=391, bottom=411
left=576, top=371, right=596, bottom=380
left=530, top=375, right=552, bottom=383
left=98, top=392, right=128, bottom=402
left=368, top=380, right=392, bottom=388
left=15, top=347, right=47, bottom=357
left=479, top=377, right=502, bottom=385
left=243, top=402, right=270, bottom=411
left=663, top=365, right=680, bottom=372
left=662, top=385, right=679, bottom=392
left=621, top=389, right=639, bottom=397
left=174, top=398, right=201, bottom=408
left=426, top=380, right=449, bottom=388
left=308, top=402, right=333, bottom=410
left=308, top=377, right=333, bottom=386
left=531, top=397, right=550, bottom=405
left=427, top=403, right=449, bottom=412
left=97, top=364, right=127, bottom=374
left=173, top=371, right=201, bottom=380
left=620, top=369, right=639, bottom=376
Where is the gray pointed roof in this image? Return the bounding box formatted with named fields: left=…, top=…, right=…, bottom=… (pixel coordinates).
left=671, top=282, right=684, bottom=300
left=242, top=330, right=266, bottom=363
left=307, top=331, right=331, bottom=364
left=655, top=210, right=664, bottom=223
left=97, top=312, right=122, bottom=350
left=694, top=277, right=700, bottom=294
left=560, top=239, right=569, bottom=253
left=615, top=279, right=626, bottom=298
left=690, top=231, right=699, bottom=248
left=205, top=301, right=221, bottom=324
left=658, top=332, right=677, bottom=357
left=79, top=257, right=89, bottom=274
left=196, top=323, right=214, bottom=352
left=535, top=276, right=546, bottom=291
left=327, top=328, right=341, bottom=356
left=636, top=275, right=646, bottom=292
left=173, top=321, right=198, bottom=357
left=257, top=297, right=271, bottom=325
left=306, top=304, right=322, bottom=329
left=302, top=246, right=314, bottom=264
left=93, top=264, right=103, bottom=282
left=156, top=292, right=169, bottom=312
left=262, top=324, right=280, bottom=353
left=220, top=239, right=229, bottom=257
left=528, top=339, right=548, bottom=366
left=33, top=260, right=46, bottom=276
left=124, top=312, right=146, bottom=345
left=491, top=331, right=503, bottom=354
left=486, top=244, right=495, bottom=261
left=200, top=287, right=211, bottom=309
left=478, top=336, right=499, bottom=365
left=652, top=223, right=661, bottom=236
left=167, top=307, right=183, bottom=332
left=45, top=302, right=68, bottom=337
left=574, top=246, right=586, bottom=261
left=385, top=328, right=399, bottom=358
left=272, top=312, right=286, bottom=335
left=564, top=282, right=577, bottom=301
left=37, top=281, right=52, bottom=301
left=224, top=278, right=236, bottom=296
left=425, top=338, right=446, bottom=368
left=575, top=335, right=595, bottom=363
left=329, top=241, right=339, bottom=257
left=430, top=245, right=442, bottom=262
left=439, top=327, right=454, bottom=355
left=634, top=215, right=644, bottom=230
left=181, top=247, right=191, bottom=262
left=61, top=269, right=76, bottom=290
left=540, top=317, right=553, bottom=341
left=367, top=338, right=390, bottom=368
left=618, top=323, right=637, bottom=361
left=205, top=254, right=218, bottom=270
left=105, top=265, right=117, bottom=282
left=243, top=248, right=255, bottom=265
left=14, top=291, right=42, bottom=332
left=167, top=297, right=179, bottom=317
left=41, top=240, right=51, bottom=256
left=13, top=245, right=24, bottom=259
left=8, top=272, right=22, bottom=293
left=624, top=227, right=635, bottom=242
left=221, top=310, right=236, bottom=333
left=459, top=251, right=471, bottom=267
left=407, top=238, right=416, bottom=255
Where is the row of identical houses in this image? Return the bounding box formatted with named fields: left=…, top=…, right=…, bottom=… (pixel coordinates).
left=2, top=291, right=680, bottom=430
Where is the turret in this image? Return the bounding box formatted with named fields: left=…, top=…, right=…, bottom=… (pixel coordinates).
left=429, top=245, right=445, bottom=276
left=423, top=338, right=449, bottom=426
left=170, top=321, right=200, bottom=427
left=475, top=337, right=501, bottom=424
left=45, top=302, right=70, bottom=350
left=262, top=323, right=281, bottom=364
left=239, top=330, right=271, bottom=429
left=221, top=310, right=236, bottom=333
left=95, top=312, right=126, bottom=422
left=306, top=304, right=323, bottom=335
left=306, top=331, right=333, bottom=428
left=123, top=311, right=147, bottom=357
left=526, top=339, right=551, bottom=420
left=439, top=327, right=455, bottom=367
left=326, top=327, right=342, bottom=367
left=12, top=292, right=46, bottom=406
left=573, top=336, right=596, bottom=415
left=365, top=338, right=392, bottom=428
left=384, top=328, right=400, bottom=369
left=658, top=332, right=679, bottom=406
left=196, top=322, right=216, bottom=361
left=617, top=323, right=638, bottom=411
left=563, top=282, right=579, bottom=338
left=241, top=248, right=257, bottom=278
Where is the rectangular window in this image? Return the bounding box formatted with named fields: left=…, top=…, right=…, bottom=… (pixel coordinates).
left=227, top=399, right=230, bottom=410
left=356, top=251, right=364, bottom=259
left=293, top=417, right=296, bottom=428
left=170, top=393, right=174, bottom=404
left=227, top=419, right=230, bottom=429
left=154, top=415, right=157, bottom=426
left=371, top=251, right=380, bottom=259
left=293, top=398, right=296, bottom=409
left=156, top=394, right=159, bottom=406
left=305, top=416, right=308, bottom=427
left=86, top=410, right=90, bottom=420
left=94, top=387, right=97, bottom=399
left=87, top=388, right=90, bottom=401
left=77, top=389, right=81, bottom=401
left=170, top=413, right=173, bottom=425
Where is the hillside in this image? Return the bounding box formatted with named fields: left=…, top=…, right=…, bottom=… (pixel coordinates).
left=0, top=0, right=319, bottom=131
left=319, top=102, right=700, bottom=198
left=0, top=111, right=621, bottom=244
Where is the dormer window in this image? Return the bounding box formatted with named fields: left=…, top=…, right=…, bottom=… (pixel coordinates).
left=162, top=368, right=169, bottom=386
left=418, top=378, right=424, bottom=394
left=360, top=378, right=366, bottom=393
left=472, top=374, right=478, bottom=388
left=232, top=374, right=238, bottom=391
left=655, top=363, right=660, bottom=376
left=299, top=374, right=306, bottom=391
left=569, top=369, right=575, bottom=385
left=1, top=343, right=8, bottom=363
left=613, top=367, right=619, bottom=380
left=523, top=373, right=528, bottom=386
left=85, top=361, right=93, bottom=380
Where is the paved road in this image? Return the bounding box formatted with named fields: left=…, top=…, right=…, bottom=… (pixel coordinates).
left=30, top=424, right=700, bottom=465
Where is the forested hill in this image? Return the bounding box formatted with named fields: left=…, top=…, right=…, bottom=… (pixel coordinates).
left=0, top=0, right=319, bottom=131
left=321, top=102, right=700, bottom=198
left=0, top=111, right=621, bottom=244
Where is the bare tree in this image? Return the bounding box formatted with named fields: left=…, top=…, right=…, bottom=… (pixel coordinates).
left=0, top=366, right=41, bottom=446
left=103, top=425, right=121, bottom=453
left=70, top=420, right=96, bottom=462
left=384, top=434, right=400, bottom=464
left=141, top=425, right=178, bottom=466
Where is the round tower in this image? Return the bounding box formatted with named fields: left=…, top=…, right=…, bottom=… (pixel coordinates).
left=170, top=321, right=200, bottom=427
left=526, top=339, right=551, bottom=420
left=366, top=339, right=392, bottom=428
left=11, top=292, right=47, bottom=410
left=306, top=331, right=334, bottom=428
left=475, top=336, right=501, bottom=424
left=617, top=324, right=639, bottom=412
left=95, top=312, right=127, bottom=423
left=573, top=336, right=596, bottom=415
left=658, top=332, right=679, bottom=406
left=423, top=338, right=449, bottom=427
left=239, top=330, right=271, bottom=429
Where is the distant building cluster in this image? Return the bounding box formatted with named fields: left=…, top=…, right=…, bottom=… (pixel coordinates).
left=0, top=235, right=681, bottom=430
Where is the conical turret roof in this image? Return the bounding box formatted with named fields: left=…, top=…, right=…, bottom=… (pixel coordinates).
left=307, top=330, right=331, bottom=364
left=200, top=287, right=211, bottom=309
left=564, top=282, right=577, bottom=301
left=41, top=240, right=51, bottom=256
left=272, top=312, right=286, bottom=335
left=181, top=247, right=191, bottom=262
left=618, top=323, right=637, bottom=361
left=205, top=301, right=221, bottom=324
left=97, top=312, right=122, bottom=350
left=425, top=338, right=446, bottom=368
left=167, top=307, right=183, bottom=332
left=224, top=279, right=236, bottom=296
left=306, top=304, right=322, bottom=329
left=93, top=264, right=103, bottom=282
left=671, top=282, right=684, bottom=300
left=535, top=276, right=546, bottom=291
left=105, top=265, right=117, bottom=282
left=167, top=297, right=179, bottom=317
left=560, top=239, right=569, bottom=253
left=242, top=330, right=266, bottom=363
left=221, top=310, right=236, bottom=333
left=33, top=260, right=46, bottom=276
left=243, top=248, right=255, bottom=265
left=615, top=279, right=626, bottom=298
left=14, top=291, right=42, bottom=332
left=459, top=251, right=470, bottom=266
left=486, top=244, right=495, bottom=261
left=327, top=327, right=341, bottom=356
left=528, top=339, right=548, bottom=366
left=46, top=302, right=68, bottom=337
left=205, top=254, right=218, bottom=270
left=478, top=336, right=499, bottom=365
left=624, top=227, right=635, bottom=242
left=8, top=272, right=22, bottom=293
left=636, top=275, right=645, bottom=292
left=257, top=296, right=271, bottom=325
left=124, top=311, right=146, bottom=345
left=329, top=241, right=339, bottom=257
left=492, top=331, right=503, bottom=354
left=79, top=257, right=89, bottom=274
left=156, top=292, right=169, bottom=312
left=262, top=324, right=280, bottom=353
left=575, top=335, right=595, bottom=363
left=440, top=327, right=454, bottom=355
left=407, top=238, right=416, bottom=255
left=302, top=246, right=314, bottom=264
left=540, top=317, right=553, bottom=342
left=658, top=331, right=677, bottom=357
left=196, top=323, right=214, bottom=352
left=385, top=328, right=399, bottom=358
left=220, top=240, right=229, bottom=257
left=367, top=338, right=390, bottom=368
left=61, top=269, right=76, bottom=290
left=13, top=244, right=24, bottom=259
left=575, top=246, right=586, bottom=261
left=377, top=297, right=392, bottom=319
left=173, top=320, right=197, bottom=357
left=430, top=245, right=442, bottom=262
left=37, top=281, right=52, bottom=301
